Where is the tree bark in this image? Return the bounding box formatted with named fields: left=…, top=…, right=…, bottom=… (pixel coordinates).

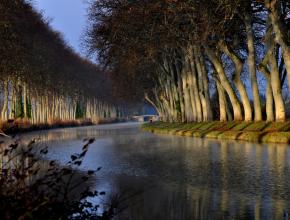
left=199, top=53, right=213, bottom=121
left=185, top=53, right=197, bottom=122
left=182, top=68, right=193, bottom=122
left=174, top=61, right=186, bottom=122
left=205, top=46, right=243, bottom=121
left=219, top=41, right=252, bottom=121
left=194, top=48, right=208, bottom=121
left=265, top=0, right=290, bottom=89
left=188, top=45, right=203, bottom=122
left=215, top=77, right=227, bottom=122
left=258, top=64, right=274, bottom=121
left=244, top=14, right=262, bottom=121
left=22, top=83, right=27, bottom=118
left=268, top=45, right=286, bottom=121
left=1, top=80, right=9, bottom=120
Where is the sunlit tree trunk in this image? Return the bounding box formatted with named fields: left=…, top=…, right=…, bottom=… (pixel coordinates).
left=161, top=74, right=175, bottom=122
left=162, top=58, right=178, bottom=121
left=205, top=46, right=242, bottom=121
left=145, top=93, right=161, bottom=119
left=22, top=83, right=27, bottom=119
left=244, top=14, right=262, bottom=121
left=268, top=44, right=286, bottom=121
left=1, top=80, right=9, bottom=120
left=10, top=83, right=17, bottom=119
left=167, top=79, right=176, bottom=121
left=163, top=79, right=171, bottom=121
left=199, top=54, right=213, bottom=121
left=182, top=67, right=193, bottom=122
left=220, top=41, right=252, bottom=121
left=215, top=77, right=227, bottom=122
left=188, top=45, right=203, bottom=122
left=194, top=49, right=207, bottom=121
left=265, top=0, right=290, bottom=88
left=174, top=62, right=185, bottom=122
left=186, top=68, right=196, bottom=121
left=45, top=94, right=49, bottom=123
left=259, top=64, right=274, bottom=122
left=186, top=69, right=197, bottom=122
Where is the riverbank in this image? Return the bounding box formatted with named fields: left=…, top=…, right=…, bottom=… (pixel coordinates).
left=142, top=121, right=290, bottom=144
left=0, top=118, right=125, bottom=135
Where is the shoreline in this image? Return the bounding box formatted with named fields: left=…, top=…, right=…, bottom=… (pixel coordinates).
left=142, top=121, right=290, bottom=144
left=0, top=118, right=127, bottom=135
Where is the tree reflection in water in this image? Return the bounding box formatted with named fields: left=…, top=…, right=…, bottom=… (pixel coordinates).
left=9, top=123, right=290, bottom=220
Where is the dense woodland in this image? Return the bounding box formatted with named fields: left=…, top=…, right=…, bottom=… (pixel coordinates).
left=0, top=0, right=122, bottom=125
left=86, top=0, right=290, bottom=122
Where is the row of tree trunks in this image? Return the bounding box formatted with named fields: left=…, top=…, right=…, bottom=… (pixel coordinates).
left=188, top=46, right=203, bottom=122
left=0, top=79, right=119, bottom=124
left=150, top=45, right=215, bottom=122
left=257, top=21, right=286, bottom=122
left=219, top=41, right=252, bottom=122
left=148, top=13, right=288, bottom=123
left=205, top=46, right=243, bottom=121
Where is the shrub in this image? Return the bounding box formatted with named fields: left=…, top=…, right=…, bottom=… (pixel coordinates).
left=0, top=138, right=118, bottom=220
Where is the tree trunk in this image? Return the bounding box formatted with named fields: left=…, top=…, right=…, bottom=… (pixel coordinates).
left=174, top=62, right=185, bottom=122
left=262, top=22, right=286, bottom=122
left=145, top=93, right=162, bottom=117
left=185, top=54, right=197, bottom=122
left=259, top=64, right=274, bottom=122
left=244, top=14, right=262, bottom=121
left=266, top=0, right=290, bottom=89
left=220, top=41, right=252, bottom=121
left=1, top=80, right=9, bottom=120
left=188, top=45, right=203, bottom=122
left=268, top=45, right=286, bottom=121
left=182, top=68, right=193, bottom=122
left=22, top=83, right=27, bottom=119
left=205, top=46, right=243, bottom=121
left=194, top=49, right=207, bottom=121
left=199, top=54, right=213, bottom=121
left=215, top=77, right=227, bottom=122
left=10, top=84, right=17, bottom=119
left=187, top=70, right=197, bottom=122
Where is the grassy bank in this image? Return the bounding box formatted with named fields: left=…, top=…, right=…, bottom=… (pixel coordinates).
left=142, top=121, right=290, bottom=144
left=0, top=118, right=124, bottom=135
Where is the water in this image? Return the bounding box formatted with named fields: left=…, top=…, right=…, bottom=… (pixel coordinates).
left=18, top=122, right=290, bottom=220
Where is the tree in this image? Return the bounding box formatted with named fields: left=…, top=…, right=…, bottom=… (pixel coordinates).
left=86, top=0, right=289, bottom=122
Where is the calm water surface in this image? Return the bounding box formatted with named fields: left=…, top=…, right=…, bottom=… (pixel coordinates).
left=20, top=122, right=290, bottom=220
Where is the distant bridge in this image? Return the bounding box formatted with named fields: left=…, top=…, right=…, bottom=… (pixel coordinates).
left=131, top=115, right=159, bottom=122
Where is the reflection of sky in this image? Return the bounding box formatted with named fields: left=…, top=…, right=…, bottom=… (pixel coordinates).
left=33, top=0, right=88, bottom=56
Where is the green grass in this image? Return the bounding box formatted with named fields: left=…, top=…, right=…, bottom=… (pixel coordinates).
left=142, top=121, right=290, bottom=144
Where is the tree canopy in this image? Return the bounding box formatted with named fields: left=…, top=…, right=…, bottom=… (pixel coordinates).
left=0, top=0, right=123, bottom=124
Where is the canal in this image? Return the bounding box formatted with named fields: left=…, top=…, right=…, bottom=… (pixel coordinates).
left=19, top=122, right=290, bottom=220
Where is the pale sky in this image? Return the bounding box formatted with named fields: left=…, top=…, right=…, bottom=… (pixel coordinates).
left=33, top=0, right=88, bottom=56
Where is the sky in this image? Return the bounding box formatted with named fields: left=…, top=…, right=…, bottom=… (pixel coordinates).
left=33, top=0, right=88, bottom=56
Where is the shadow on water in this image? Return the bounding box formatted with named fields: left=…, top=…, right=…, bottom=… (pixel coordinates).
left=13, top=122, right=290, bottom=220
